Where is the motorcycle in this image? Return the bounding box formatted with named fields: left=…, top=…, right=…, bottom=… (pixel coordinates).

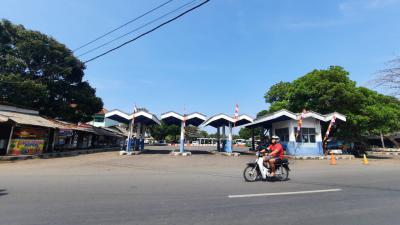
left=243, top=151, right=290, bottom=182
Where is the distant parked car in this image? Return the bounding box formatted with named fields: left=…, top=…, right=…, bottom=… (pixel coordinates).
left=153, top=140, right=167, bottom=146
left=191, top=141, right=199, bottom=145
left=327, top=140, right=370, bottom=157
left=349, top=142, right=371, bottom=157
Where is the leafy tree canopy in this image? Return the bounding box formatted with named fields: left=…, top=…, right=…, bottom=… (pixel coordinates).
left=260, top=66, right=400, bottom=141
left=238, top=127, right=252, bottom=140
left=0, top=19, right=103, bottom=122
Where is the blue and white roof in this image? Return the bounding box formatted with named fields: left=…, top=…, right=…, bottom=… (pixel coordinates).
left=161, top=111, right=207, bottom=127
left=245, top=109, right=346, bottom=128
left=202, top=114, right=253, bottom=128
left=105, top=109, right=161, bottom=125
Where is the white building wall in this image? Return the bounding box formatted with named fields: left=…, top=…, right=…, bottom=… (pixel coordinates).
left=88, top=118, right=119, bottom=128
left=271, top=118, right=322, bottom=144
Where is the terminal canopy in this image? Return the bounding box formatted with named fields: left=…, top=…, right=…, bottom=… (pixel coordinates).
left=161, top=112, right=207, bottom=127
left=105, top=109, right=161, bottom=126
left=105, top=109, right=130, bottom=124
left=245, top=109, right=346, bottom=129
left=202, top=114, right=253, bottom=128
left=235, top=115, right=254, bottom=126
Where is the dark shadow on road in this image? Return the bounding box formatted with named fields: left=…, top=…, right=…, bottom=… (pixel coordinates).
left=190, top=150, right=214, bottom=155
left=367, top=155, right=395, bottom=159
left=141, top=149, right=171, bottom=155
left=0, top=189, right=8, bottom=197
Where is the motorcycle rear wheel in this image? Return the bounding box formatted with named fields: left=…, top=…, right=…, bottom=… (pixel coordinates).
left=243, top=165, right=259, bottom=182
left=275, top=166, right=289, bottom=181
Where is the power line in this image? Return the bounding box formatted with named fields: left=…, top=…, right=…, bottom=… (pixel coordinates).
left=83, top=0, right=210, bottom=64
left=1, top=0, right=209, bottom=83
left=73, top=0, right=175, bottom=52
left=77, top=0, right=199, bottom=58
left=3, top=1, right=176, bottom=77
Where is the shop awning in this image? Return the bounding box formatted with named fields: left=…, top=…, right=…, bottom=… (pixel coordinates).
left=0, top=111, right=58, bottom=128
left=0, top=115, right=8, bottom=122
left=101, top=127, right=126, bottom=137
left=91, top=126, right=123, bottom=137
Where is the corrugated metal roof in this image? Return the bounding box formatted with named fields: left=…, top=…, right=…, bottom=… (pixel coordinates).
left=102, top=127, right=126, bottom=137
left=0, top=114, right=8, bottom=122
left=0, top=111, right=58, bottom=128
left=0, top=110, right=126, bottom=137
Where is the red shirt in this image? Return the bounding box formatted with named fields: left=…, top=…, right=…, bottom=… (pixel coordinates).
left=268, top=143, right=284, bottom=160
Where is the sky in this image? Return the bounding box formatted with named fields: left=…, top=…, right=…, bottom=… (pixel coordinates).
left=1, top=0, right=400, bottom=122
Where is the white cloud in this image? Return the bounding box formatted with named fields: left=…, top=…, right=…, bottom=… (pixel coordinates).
left=286, top=0, right=400, bottom=30
left=286, top=20, right=343, bottom=29
left=339, top=0, right=400, bottom=13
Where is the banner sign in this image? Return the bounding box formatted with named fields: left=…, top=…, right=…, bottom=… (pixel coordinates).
left=9, top=139, right=45, bottom=156
left=296, top=109, right=307, bottom=138
left=13, top=126, right=48, bottom=139
left=324, top=116, right=336, bottom=142
left=58, top=129, right=74, bottom=137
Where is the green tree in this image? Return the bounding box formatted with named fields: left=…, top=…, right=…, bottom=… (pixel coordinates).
left=256, top=110, right=269, bottom=118
left=185, top=125, right=200, bottom=142
left=148, top=123, right=181, bottom=142
left=264, top=81, right=292, bottom=104
left=148, top=123, right=168, bottom=141
left=199, top=130, right=208, bottom=138
left=261, top=66, right=400, bottom=141
left=0, top=19, right=103, bottom=122
left=239, top=127, right=252, bottom=139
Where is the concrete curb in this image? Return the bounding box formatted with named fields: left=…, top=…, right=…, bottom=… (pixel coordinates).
left=289, top=155, right=355, bottom=160
left=120, top=150, right=144, bottom=156
left=368, top=151, right=400, bottom=156
left=210, top=151, right=240, bottom=157
left=371, top=148, right=400, bottom=152
left=170, top=151, right=192, bottom=156
left=222, top=152, right=240, bottom=157
left=0, top=148, right=118, bottom=161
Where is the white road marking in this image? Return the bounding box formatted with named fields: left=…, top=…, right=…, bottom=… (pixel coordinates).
left=228, top=189, right=342, bottom=198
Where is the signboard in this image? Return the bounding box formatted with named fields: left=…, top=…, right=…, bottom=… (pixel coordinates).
left=13, top=126, right=48, bottom=139
left=9, top=139, right=45, bottom=156
left=58, top=129, right=74, bottom=137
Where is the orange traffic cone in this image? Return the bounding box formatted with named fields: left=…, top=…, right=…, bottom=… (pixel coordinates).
left=363, top=154, right=369, bottom=165
left=330, top=152, right=337, bottom=165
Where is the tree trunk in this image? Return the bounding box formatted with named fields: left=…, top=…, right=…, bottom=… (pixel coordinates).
left=380, top=132, right=386, bottom=148
left=388, top=136, right=400, bottom=148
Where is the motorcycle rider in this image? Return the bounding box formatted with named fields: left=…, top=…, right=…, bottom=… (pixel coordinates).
left=259, top=135, right=284, bottom=177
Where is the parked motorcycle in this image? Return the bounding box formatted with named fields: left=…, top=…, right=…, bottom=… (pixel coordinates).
left=243, top=151, right=290, bottom=182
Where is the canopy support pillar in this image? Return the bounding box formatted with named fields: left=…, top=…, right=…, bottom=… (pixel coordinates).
left=217, top=127, right=221, bottom=151
left=222, top=126, right=226, bottom=151
left=140, top=124, right=146, bottom=151
left=225, top=123, right=233, bottom=153
left=251, top=127, right=255, bottom=151
left=6, top=124, right=14, bottom=155
left=180, top=120, right=185, bottom=153
left=135, top=122, right=141, bottom=151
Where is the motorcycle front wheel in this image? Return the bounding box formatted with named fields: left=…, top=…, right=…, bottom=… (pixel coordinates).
left=243, top=165, right=259, bottom=182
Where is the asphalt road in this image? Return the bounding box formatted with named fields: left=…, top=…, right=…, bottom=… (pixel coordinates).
left=0, top=151, right=399, bottom=225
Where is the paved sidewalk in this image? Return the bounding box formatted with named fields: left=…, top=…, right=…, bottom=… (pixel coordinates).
left=0, top=148, right=119, bottom=161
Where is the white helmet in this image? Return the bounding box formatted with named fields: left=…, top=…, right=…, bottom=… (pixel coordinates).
left=271, top=135, right=280, bottom=140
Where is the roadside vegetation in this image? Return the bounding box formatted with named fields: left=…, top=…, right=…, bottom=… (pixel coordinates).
left=0, top=19, right=103, bottom=123
left=240, top=66, right=400, bottom=144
